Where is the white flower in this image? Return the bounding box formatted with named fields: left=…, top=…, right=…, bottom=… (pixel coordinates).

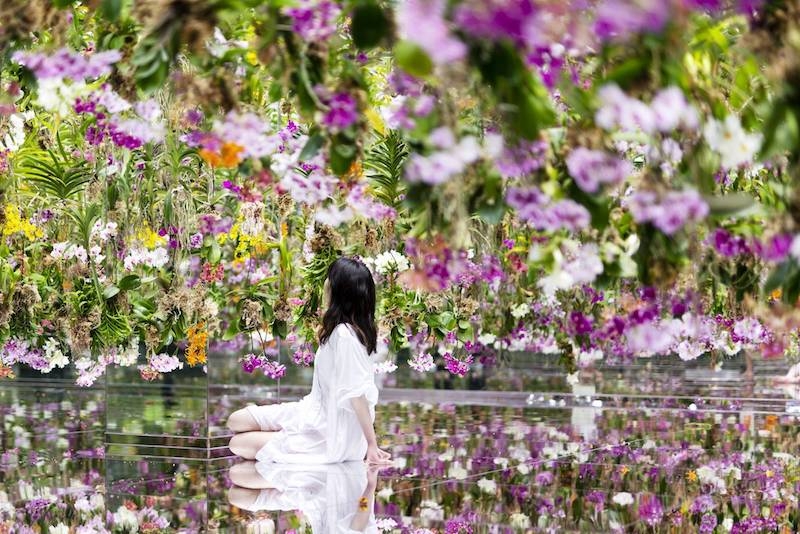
left=376, top=486, right=394, bottom=501
left=419, top=500, right=444, bottom=521
left=408, top=352, right=435, bottom=373
left=448, top=462, right=468, bottom=480
left=537, top=269, right=573, bottom=298
left=373, top=251, right=411, bottom=275
left=49, top=524, right=69, bottom=534
left=36, top=78, right=89, bottom=115
left=376, top=517, right=398, bottom=532
left=791, top=234, right=800, bottom=262
left=703, top=114, right=763, bottom=169
left=18, top=481, right=33, bottom=500
left=375, top=361, right=398, bottom=374
left=477, top=333, right=496, bottom=345
left=88, top=493, right=104, bottom=510
left=246, top=519, right=275, bottom=534
left=724, top=466, right=742, bottom=480
left=732, top=317, right=765, bottom=344
left=314, top=204, right=353, bottom=227
left=43, top=338, right=68, bottom=369
left=612, top=492, right=634, bottom=506
left=510, top=303, right=530, bottom=319
left=207, top=27, right=248, bottom=58
left=722, top=517, right=734, bottom=532
left=566, top=372, right=580, bottom=386
left=95, top=86, right=131, bottom=113
left=1, top=111, right=31, bottom=152
left=113, top=505, right=138, bottom=531
left=493, top=457, right=509, bottom=469
left=476, top=477, right=497, bottom=494
left=578, top=349, right=603, bottom=365
left=509, top=513, right=531, bottom=530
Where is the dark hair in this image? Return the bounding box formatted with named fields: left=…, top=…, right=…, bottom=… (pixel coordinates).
left=318, top=257, right=377, bottom=354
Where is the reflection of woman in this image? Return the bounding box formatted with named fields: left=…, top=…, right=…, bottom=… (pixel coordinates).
left=228, top=461, right=379, bottom=533
left=227, top=257, right=391, bottom=465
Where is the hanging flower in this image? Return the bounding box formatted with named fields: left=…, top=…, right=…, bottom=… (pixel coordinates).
left=186, top=322, right=208, bottom=366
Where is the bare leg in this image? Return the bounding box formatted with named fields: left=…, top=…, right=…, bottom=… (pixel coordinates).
left=227, top=486, right=263, bottom=511
left=227, top=408, right=261, bottom=433
left=229, top=461, right=276, bottom=489
left=229, top=431, right=278, bottom=460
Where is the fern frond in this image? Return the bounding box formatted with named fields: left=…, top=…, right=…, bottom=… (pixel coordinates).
left=364, top=130, right=408, bottom=208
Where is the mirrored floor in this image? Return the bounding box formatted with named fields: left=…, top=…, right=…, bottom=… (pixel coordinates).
left=3, top=360, right=800, bottom=533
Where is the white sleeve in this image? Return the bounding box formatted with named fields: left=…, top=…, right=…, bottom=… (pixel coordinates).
left=332, top=326, right=379, bottom=413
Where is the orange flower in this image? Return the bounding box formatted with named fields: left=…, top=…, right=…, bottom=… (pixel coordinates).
left=771, top=288, right=782, bottom=300
left=220, top=142, right=244, bottom=167
left=199, top=149, right=222, bottom=167
left=764, top=414, right=778, bottom=432
left=186, top=321, right=208, bottom=366
left=199, top=142, right=244, bottom=168
left=686, top=470, right=697, bottom=482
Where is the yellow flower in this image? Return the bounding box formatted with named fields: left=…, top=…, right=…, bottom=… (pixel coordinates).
left=619, top=465, right=629, bottom=476
left=771, top=288, right=782, bottom=300
left=686, top=470, right=697, bottom=482
left=2, top=205, right=43, bottom=240
left=245, top=50, right=259, bottom=66
left=186, top=321, right=208, bottom=367
left=136, top=224, right=166, bottom=249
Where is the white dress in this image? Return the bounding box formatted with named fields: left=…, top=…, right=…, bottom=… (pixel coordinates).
left=239, top=461, right=379, bottom=534
left=245, top=323, right=379, bottom=464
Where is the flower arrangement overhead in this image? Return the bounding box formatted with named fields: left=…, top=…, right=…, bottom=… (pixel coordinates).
left=1, top=0, right=799, bottom=386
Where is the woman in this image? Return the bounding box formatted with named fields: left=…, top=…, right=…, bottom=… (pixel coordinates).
left=227, top=257, right=392, bottom=465
left=227, top=461, right=380, bottom=533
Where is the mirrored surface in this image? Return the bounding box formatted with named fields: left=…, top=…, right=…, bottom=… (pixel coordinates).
left=3, top=356, right=800, bottom=532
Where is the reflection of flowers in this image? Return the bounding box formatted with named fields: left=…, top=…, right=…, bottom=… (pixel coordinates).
left=612, top=492, right=634, bottom=506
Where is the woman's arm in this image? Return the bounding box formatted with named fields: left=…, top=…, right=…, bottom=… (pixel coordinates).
left=350, top=395, right=391, bottom=464
left=349, top=465, right=379, bottom=530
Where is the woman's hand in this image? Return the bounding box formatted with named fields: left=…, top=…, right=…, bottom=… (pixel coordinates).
left=365, top=443, right=392, bottom=465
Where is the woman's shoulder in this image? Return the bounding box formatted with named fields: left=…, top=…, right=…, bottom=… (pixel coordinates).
left=331, top=323, right=368, bottom=350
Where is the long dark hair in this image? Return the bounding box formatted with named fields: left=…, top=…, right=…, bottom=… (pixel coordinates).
left=318, top=257, right=377, bottom=354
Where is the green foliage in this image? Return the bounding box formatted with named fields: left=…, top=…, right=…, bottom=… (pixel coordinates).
left=15, top=148, right=92, bottom=201
left=365, top=130, right=408, bottom=208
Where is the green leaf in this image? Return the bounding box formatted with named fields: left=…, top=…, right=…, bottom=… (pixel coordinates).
left=299, top=133, right=325, bottom=161
left=222, top=318, right=240, bottom=340
left=603, top=56, right=649, bottom=88
left=350, top=1, right=390, bottom=50
left=209, top=240, right=222, bottom=265
left=764, top=261, right=793, bottom=295
left=272, top=319, right=288, bottom=339
left=393, top=41, right=433, bottom=78
left=705, top=193, right=757, bottom=217
left=99, top=0, right=123, bottom=21
left=118, top=274, right=141, bottom=291
left=103, top=285, right=120, bottom=300
left=330, top=139, right=357, bottom=175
